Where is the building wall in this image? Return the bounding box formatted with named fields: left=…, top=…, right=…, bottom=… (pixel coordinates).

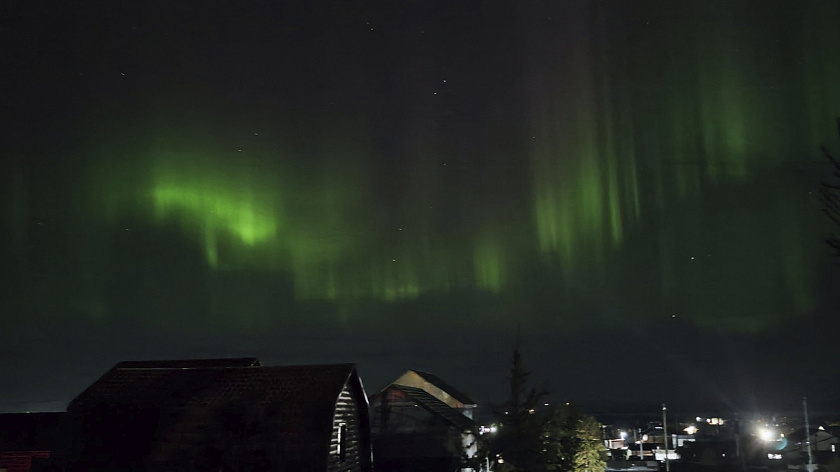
left=371, top=391, right=468, bottom=471
left=789, top=431, right=840, bottom=453
left=327, top=382, right=363, bottom=472
left=0, top=452, right=50, bottom=472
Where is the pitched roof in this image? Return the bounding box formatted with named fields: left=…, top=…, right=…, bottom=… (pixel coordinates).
left=64, top=361, right=365, bottom=471
left=70, top=362, right=354, bottom=411
left=407, top=370, right=477, bottom=406
left=390, top=385, right=475, bottom=432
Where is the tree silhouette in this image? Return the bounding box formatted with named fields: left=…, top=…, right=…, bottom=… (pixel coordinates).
left=490, top=346, right=607, bottom=472
left=490, top=346, right=550, bottom=471
left=820, top=119, right=840, bottom=258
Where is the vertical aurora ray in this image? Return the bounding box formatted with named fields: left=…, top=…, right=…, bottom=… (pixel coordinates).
left=800, top=1, right=840, bottom=153
left=64, top=0, right=840, bottom=333
left=473, top=234, right=506, bottom=292
left=692, top=4, right=751, bottom=179
left=528, top=4, right=639, bottom=273
left=523, top=0, right=835, bottom=331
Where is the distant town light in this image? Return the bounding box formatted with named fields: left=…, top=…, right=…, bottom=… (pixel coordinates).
left=479, top=425, right=499, bottom=435
left=684, top=425, right=698, bottom=435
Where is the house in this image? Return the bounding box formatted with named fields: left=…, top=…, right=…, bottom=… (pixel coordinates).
left=370, top=371, right=479, bottom=472
left=0, top=412, right=65, bottom=472
left=784, top=427, right=840, bottom=470
left=49, top=358, right=372, bottom=472
left=389, top=370, right=478, bottom=419
left=786, top=427, right=839, bottom=453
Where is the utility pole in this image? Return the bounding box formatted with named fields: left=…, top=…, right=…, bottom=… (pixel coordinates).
left=639, top=428, right=644, bottom=461
left=663, top=403, right=669, bottom=472
left=804, top=397, right=815, bottom=472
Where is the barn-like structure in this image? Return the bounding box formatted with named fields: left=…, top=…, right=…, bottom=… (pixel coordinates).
left=51, top=358, right=372, bottom=472
left=370, top=370, right=479, bottom=472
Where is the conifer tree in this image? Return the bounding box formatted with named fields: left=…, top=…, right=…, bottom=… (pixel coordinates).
left=820, top=120, right=840, bottom=258
left=491, top=346, right=549, bottom=471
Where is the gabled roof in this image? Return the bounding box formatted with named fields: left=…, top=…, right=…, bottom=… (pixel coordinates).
left=64, top=360, right=368, bottom=472
left=70, top=362, right=354, bottom=411
left=388, top=385, right=475, bottom=432
left=393, top=370, right=476, bottom=407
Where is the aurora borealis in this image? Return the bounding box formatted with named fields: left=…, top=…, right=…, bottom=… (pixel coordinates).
left=3, top=0, right=840, bottom=412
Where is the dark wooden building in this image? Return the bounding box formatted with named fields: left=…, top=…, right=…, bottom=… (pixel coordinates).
left=49, top=358, right=372, bottom=472
left=370, top=373, right=479, bottom=472
left=388, top=370, right=477, bottom=419
left=0, top=412, right=65, bottom=472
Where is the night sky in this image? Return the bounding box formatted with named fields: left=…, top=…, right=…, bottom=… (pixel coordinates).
left=3, top=0, right=840, bottom=416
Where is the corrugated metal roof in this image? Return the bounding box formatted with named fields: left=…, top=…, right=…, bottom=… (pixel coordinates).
left=391, top=385, right=475, bottom=432
left=410, top=370, right=477, bottom=406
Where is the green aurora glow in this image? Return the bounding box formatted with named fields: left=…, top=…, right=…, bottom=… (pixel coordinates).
left=4, top=0, right=839, bottom=335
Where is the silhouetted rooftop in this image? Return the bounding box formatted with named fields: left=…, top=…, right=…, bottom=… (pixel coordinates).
left=62, top=361, right=367, bottom=472
left=390, top=385, right=475, bottom=431
left=409, top=370, right=477, bottom=406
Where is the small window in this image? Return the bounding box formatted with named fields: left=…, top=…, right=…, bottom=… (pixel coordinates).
left=338, top=422, right=347, bottom=462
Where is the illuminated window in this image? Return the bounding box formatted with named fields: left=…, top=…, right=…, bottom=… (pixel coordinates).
left=338, top=423, right=347, bottom=462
